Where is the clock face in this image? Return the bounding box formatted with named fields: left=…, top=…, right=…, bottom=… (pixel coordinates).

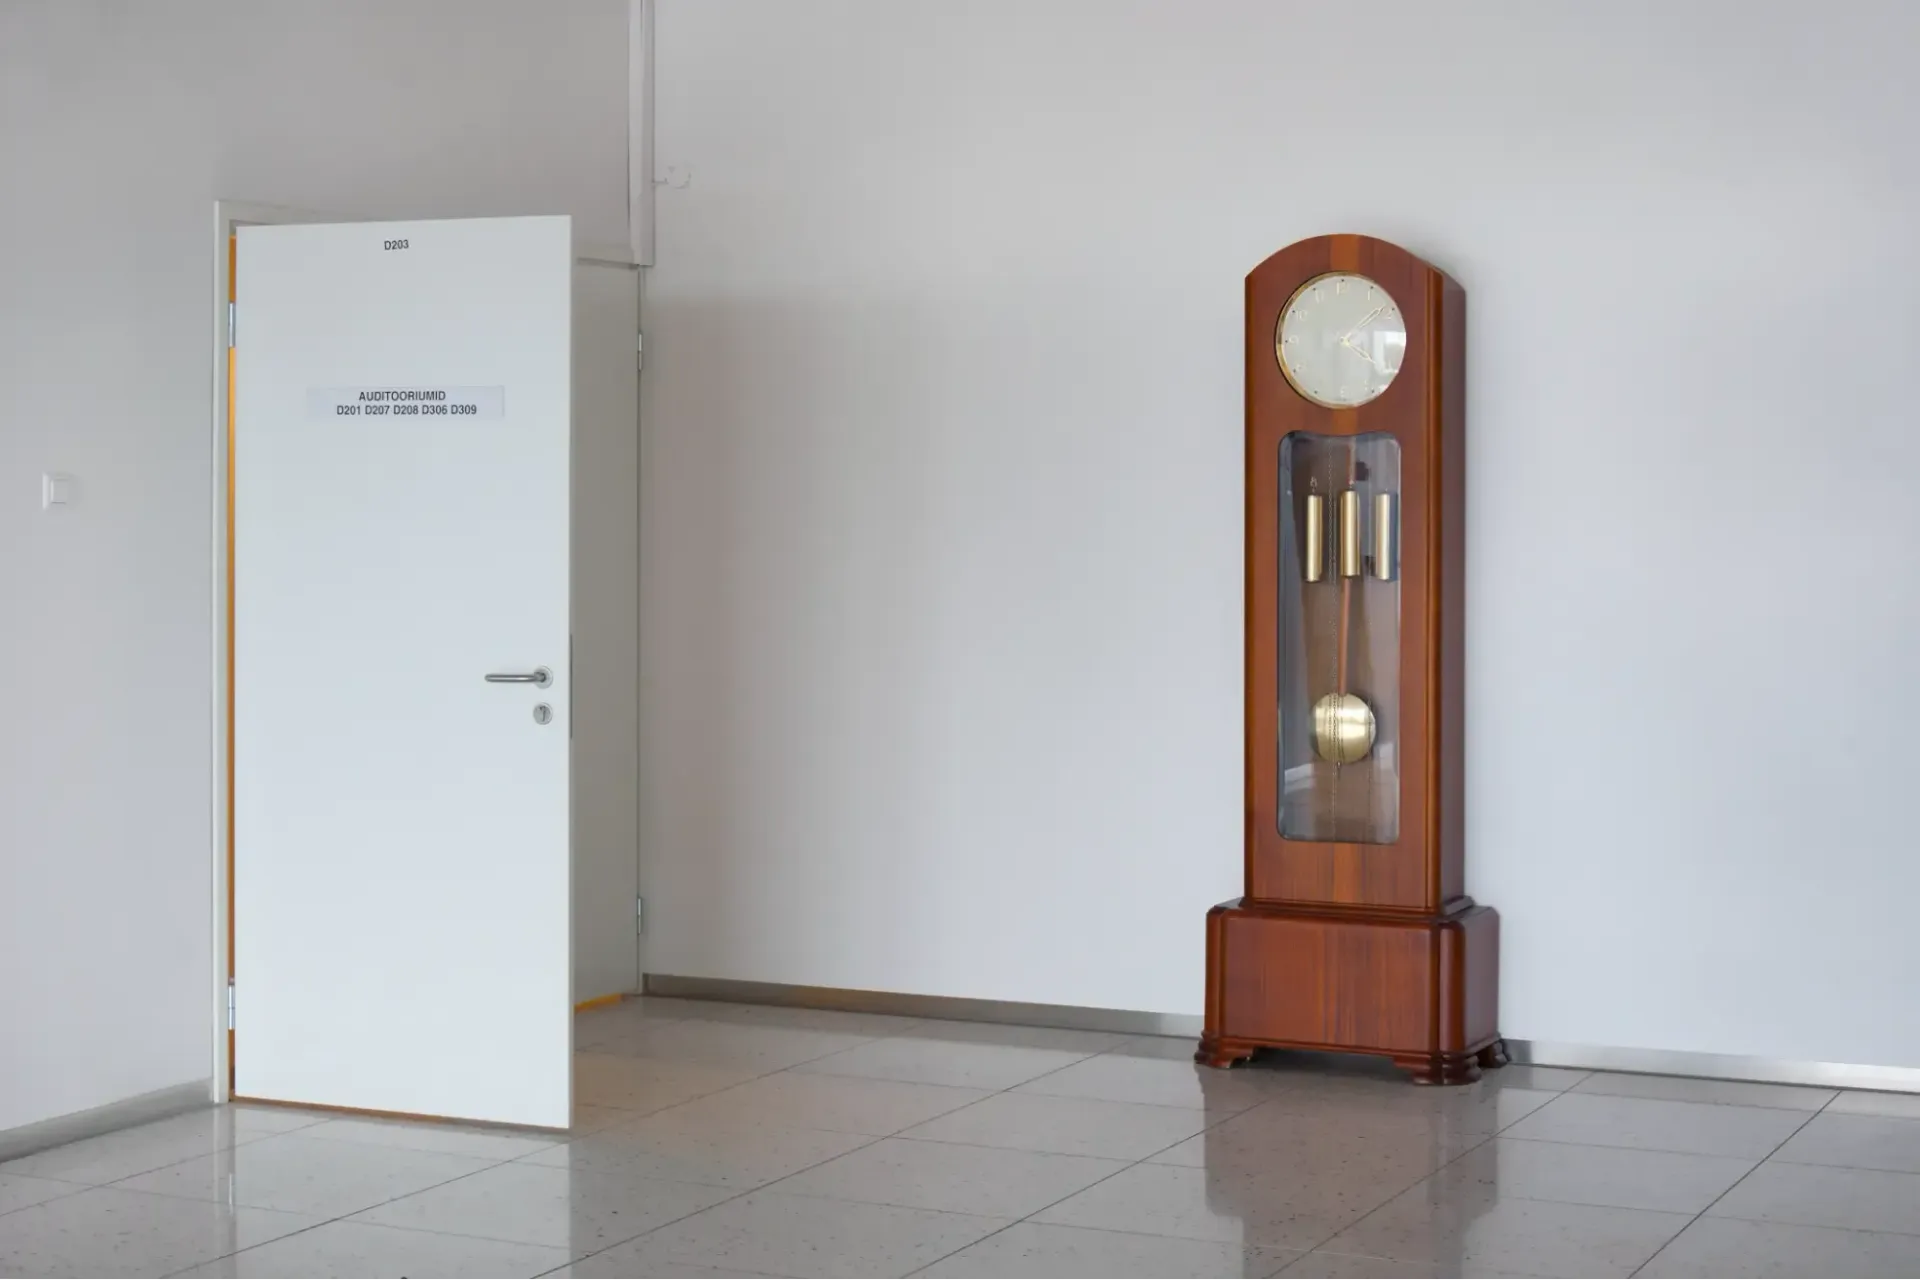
left=1275, top=274, right=1406, bottom=408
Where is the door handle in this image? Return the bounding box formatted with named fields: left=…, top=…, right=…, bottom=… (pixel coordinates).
left=485, top=667, right=552, bottom=688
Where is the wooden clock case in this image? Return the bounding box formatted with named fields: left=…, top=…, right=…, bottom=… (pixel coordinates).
left=1196, top=234, right=1503, bottom=1085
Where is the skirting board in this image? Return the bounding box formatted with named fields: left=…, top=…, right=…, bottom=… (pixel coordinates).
left=643, top=974, right=1204, bottom=1039
left=0, top=1080, right=212, bottom=1163
left=1510, top=1040, right=1920, bottom=1095
left=643, top=975, right=1920, bottom=1096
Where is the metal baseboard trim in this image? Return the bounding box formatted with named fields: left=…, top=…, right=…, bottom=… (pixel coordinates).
left=0, top=1080, right=212, bottom=1163
left=643, top=975, right=1206, bottom=1039
left=1511, top=1040, right=1920, bottom=1095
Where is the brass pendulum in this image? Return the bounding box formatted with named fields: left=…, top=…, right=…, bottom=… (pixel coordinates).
left=1313, top=483, right=1376, bottom=764
left=1312, top=690, right=1376, bottom=764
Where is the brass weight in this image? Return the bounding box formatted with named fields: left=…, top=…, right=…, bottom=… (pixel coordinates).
left=1312, top=691, right=1376, bottom=764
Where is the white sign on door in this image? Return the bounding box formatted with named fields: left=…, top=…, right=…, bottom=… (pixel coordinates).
left=307, top=385, right=506, bottom=420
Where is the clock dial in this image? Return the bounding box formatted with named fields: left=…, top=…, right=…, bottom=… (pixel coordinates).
left=1275, top=274, right=1406, bottom=408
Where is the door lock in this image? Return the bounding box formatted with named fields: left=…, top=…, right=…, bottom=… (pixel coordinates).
left=532, top=704, right=553, bottom=725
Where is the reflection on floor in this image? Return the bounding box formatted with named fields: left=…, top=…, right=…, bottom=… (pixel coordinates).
left=3, top=997, right=1920, bottom=1277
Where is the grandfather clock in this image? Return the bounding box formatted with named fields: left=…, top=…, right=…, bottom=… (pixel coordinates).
left=1197, top=234, right=1503, bottom=1085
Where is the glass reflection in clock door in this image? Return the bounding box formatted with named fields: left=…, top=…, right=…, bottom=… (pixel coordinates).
left=1277, top=430, right=1401, bottom=844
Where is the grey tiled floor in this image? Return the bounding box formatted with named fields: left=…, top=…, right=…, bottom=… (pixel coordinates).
left=3, top=997, right=1920, bottom=1276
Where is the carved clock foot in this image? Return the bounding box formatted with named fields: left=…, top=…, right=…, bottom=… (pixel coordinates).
left=1393, top=1051, right=1484, bottom=1086
left=1476, top=1039, right=1511, bottom=1070
left=1194, top=1034, right=1260, bottom=1069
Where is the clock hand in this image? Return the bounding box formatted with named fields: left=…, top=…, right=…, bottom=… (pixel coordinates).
left=1339, top=305, right=1385, bottom=347
left=1339, top=336, right=1381, bottom=369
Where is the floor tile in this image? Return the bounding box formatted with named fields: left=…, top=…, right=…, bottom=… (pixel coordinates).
left=1198, top=1105, right=1512, bottom=1174
left=1032, top=1159, right=1387, bottom=1250
left=564, top=1188, right=1006, bottom=1278
left=584, top=1020, right=880, bottom=1071
left=1013, top=1053, right=1275, bottom=1113
left=545, top=1264, right=782, bottom=1279
left=0, top=1186, right=318, bottom=1278
left=0, top=1173, right=85, bottom=1216
left=1103, top=1035, right=1210, bottom=1061
left=522, top=1110, right=873, bottom=1189
left=112, top=1132, right=497, bottom=1219
left=1706, top=1159, right=1920, bottom=1234
left=574, top=997, right=782, bottom=1049
left=771, top=1136, right=1125, bottom=1219
left=1246, top=1084, right=1557, bottom=1137
left=570, top=1105, right=642, bottom=1135
left=219, top=1105, right=337, bottom=1136
left=897, top=1018, right=1132, bottom=1054
left=1148, top=1114, right=1484, bottom=1181
left=1475, top=1065, right=1591, bottom=1092
left=1770, top=1111, right=1920, bottom=1173
left=295, top=1116, right=561, bottom=1161
left=352, top=1160, right=732, bottom=1252
left=1250, top=1052, right=1584, bottom=1097
left=1501, top=1092, right=1810, bottom=1158
left=1431, top=1138, right=1754, bottom=1214
left=916, top=1221, right=1298, bottom=1277
left=1318, top=1180, right=1690, bottom=1277
left=678, top=1001, right=928, bottom=1038
left=0, top=1110, right=278, bottom=1186
left=900, top=1091, right=1212, bottom=1161
left=793, top=1036, right=1092, bottom=1090
left=573, top=1053, right=761, bottom=1114
left=1828, top=1089, right=1920, bottom=1120
left=1569, top=1071, right=1836, bottom=1110
left=1275, top=1252, right=1548, bottom=1278
left=1241, top=1051, right=1423, bottom=1084
left=1638, top=1215, right=1920, bottom=1278
left=575, top=995, right=712, bottom=1026
left=172, top=1219, right=570, bottom=1278
left=656, top=1071, right=989, bottom=1137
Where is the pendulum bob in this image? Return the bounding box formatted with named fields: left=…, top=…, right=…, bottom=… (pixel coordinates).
left=1312, top=692, right=1374, bottom=764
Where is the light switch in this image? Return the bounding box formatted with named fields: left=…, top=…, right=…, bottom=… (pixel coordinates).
left=42, top=472, right=75, bottom=508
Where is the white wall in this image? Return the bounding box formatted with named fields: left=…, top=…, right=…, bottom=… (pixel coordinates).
left=642, top=0, right=1920, bottom=1067
left=0, top=0, right=628, bottom=1133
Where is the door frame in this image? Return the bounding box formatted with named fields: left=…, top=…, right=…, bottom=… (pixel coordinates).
left=207, top=201, right=638, bottom=1103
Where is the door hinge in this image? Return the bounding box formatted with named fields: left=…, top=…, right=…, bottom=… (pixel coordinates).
left=227, top=302, right=236, bottom=349
left=635, top=332, right=644, bottom=370
left=225, top=980, right=236, bottom=1030
left=636, top=896, right=646, bottom=934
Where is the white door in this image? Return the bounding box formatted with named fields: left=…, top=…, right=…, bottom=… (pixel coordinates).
left=234, top=216, right=573, bottom=1128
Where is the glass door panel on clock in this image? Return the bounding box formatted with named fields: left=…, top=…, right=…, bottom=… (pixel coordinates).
left=1277, top=431, right=1401, bottom=845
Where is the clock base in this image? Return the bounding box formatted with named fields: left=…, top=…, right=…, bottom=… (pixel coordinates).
left=1196, top=896, right=1501, bottom=1086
